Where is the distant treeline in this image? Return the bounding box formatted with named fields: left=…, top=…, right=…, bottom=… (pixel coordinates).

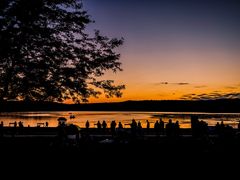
left=0, top=99, right=240, bottom=112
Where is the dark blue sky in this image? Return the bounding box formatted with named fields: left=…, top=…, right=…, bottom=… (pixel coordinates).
left=84, top=0, right=240, bottom=47
left=83, top=0, right=240, bottom=102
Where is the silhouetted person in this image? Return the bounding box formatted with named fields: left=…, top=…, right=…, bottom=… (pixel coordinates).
left=97, top=121, right=102, bottom=129
left=215, top=122, right=221, bottom=135
left=102, top=120, right=107, bottom=133
left=110, top=120, right=117, bottom=136
left=65, top=124, right=80, bottom=146
left=18, top=121, right=24, bottom=134
left=45, top=122, right=48, bottom=127
left=146, top=120, right=150, bottom=129
left=154, top=120, right=160, bottom=135
left=83, top=120, right=90, bottom=140
left=12, top=121, right=17, bottom=136
left=130, top=119, right=137, bottom=138
left=118, top=122, right=123, bottom=129
left=219, top=121, right=225, bottom=138
left=57, top=120, right=67, bottom=147
left=199, top=120, right=208, bottom=137
left=137, top=121, right=143, bottom=137
left=191, top=115, right=201, bottom=138
left=174, top=121, right=180, bottom=137
left=166, top=119, right=174, bottom=137
left=14, top=121, right=17, bottom=127
left=159, top=118, right=164, bottom=135
left=220, top=121, right=225, bottom=128
left=117, top=122, right=124, bottom=139
left=85, top=120, right=90, bottom=129
left=238, top=121, right=240, bottom=131
left=0, top=121, right=3, bottom=137
left=18, top=121, right=24, bottom=129
left=146, top=120, right=150, bottom=134
left=137, top=121, right=142, bottom=128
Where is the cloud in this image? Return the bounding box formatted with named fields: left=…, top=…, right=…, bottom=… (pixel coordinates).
left=225, top=86, right=238, bottom=90
left=181, top=92, right=240, bottom=100
left=181, top=93, right=197, bottom=99
left=155, top=82, right=189, bottom=86
left=194, top=85, right=207, bottom=89
left=174, top=83, right=189, bottom=85
left=158, top=82, right=169, bottom=85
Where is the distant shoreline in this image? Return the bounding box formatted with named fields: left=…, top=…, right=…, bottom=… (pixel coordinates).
left=0, top=99, right=240, bottom=113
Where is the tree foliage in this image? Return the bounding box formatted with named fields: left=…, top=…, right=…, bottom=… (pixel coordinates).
left=0, top=0, right=125, bottom=103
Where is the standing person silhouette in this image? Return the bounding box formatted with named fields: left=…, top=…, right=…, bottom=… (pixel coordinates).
left=97, top=121, right=102, bottom=129
left=102, top=120, right=107, bottom=133
left=146, top=120, right=150, bottom=129
left=159, top=118, right=164, bottom=135
left=85, top=120, right=90, bottom=129
left=110, top=120, right=117, bottom=136
left=0, top=121, right=3, bottom=137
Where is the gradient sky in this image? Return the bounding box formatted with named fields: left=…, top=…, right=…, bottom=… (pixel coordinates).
left=83, top=0, right=240, bottom=102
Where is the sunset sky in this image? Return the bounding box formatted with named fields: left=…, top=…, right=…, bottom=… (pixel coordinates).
left=84, top=0, right=240, bottom=102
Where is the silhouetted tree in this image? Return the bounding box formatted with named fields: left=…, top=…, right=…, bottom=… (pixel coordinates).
left=0, top=0, right=125, bottom=103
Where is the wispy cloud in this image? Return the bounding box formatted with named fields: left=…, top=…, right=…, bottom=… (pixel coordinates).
left=174, top=83, right=189, bottom=85
left=156, top=82, right=169, bottom=85
left=194, top=85, right=207, bottom=89
left=225, top=86, right=238, bottom=90
left=155, top=82, right=190, bottom=86
left=181, top=92, right=240, bottom=100
left=181, top=94, right=196, bottom=100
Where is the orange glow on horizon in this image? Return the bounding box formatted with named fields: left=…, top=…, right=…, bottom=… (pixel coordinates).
left=64, top=82, right=240, bottom=104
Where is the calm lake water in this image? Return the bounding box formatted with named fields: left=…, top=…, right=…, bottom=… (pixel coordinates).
left=0, top=111, right=240, bottom=129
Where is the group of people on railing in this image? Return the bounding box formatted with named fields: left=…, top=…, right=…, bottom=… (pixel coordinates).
left=83, top=118, right=181, bottom=138
left=82, top=116, right=240, bottom=139
left=0, top=121, right=49, bottom=128
left=191, top=115, right=239, bottom=139
left=1, top=116, right=240, bottom=140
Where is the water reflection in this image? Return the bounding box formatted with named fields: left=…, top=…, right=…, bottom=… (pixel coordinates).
left=0, top=111, right=239, bottom=129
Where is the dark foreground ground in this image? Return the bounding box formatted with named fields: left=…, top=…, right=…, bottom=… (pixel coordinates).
left=1, top=127, right=240, bottom=177
left=1, top=127, right=240, bottom=153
